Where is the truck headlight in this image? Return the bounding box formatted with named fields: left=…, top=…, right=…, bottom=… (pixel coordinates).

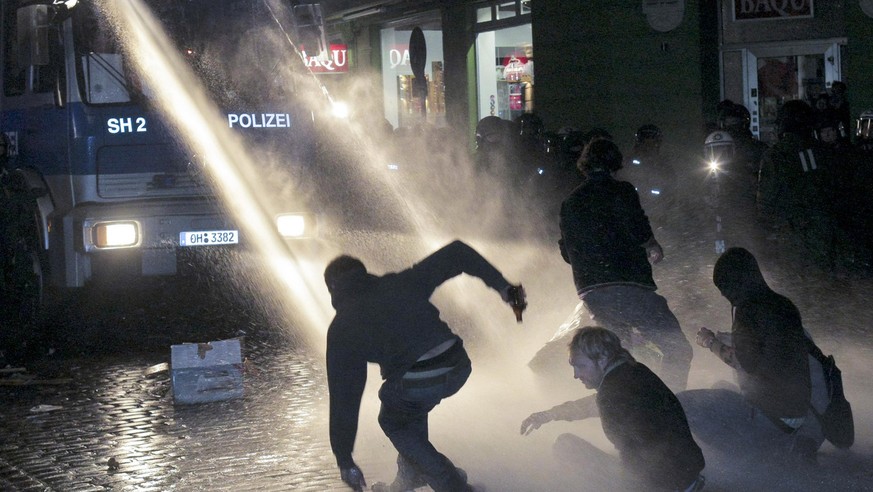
left=276, top=213, right=315, bottom=238
left=92, top=221, right=140, bottom=249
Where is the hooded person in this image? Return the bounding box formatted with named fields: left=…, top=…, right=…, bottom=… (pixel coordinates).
left=690, top=247, right=824, bottom=464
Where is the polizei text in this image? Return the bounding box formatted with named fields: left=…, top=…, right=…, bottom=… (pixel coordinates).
left=227, top=113, right=292, bottom=129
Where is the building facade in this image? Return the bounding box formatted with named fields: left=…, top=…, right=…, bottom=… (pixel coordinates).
left=320, top=0, right=873, bottom=158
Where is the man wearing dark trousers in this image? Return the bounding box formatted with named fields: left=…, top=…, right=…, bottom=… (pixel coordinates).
left=324, top=240, right=523, bottom=492
left=559, top=138, right=693, bottom=392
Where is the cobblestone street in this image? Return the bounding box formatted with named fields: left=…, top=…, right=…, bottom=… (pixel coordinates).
left=0, top=274, right=348, bottom=491
left=2, top=238, right=873, bottom=491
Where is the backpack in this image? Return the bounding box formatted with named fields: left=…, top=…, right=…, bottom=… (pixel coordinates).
left=808, top=343, right=854, bottom=449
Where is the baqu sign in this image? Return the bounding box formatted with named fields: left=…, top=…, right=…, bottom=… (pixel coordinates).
left=733, top=0, right=813, bottom=21
left=301, top=44, right=349, bottom=73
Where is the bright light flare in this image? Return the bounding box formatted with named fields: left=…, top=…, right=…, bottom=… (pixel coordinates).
left=105, top=0, right=332, bottom=341
left=708, top=160, right=720, bottom=173
left=276, top=213, right=308, bottom=238
left=331, top=101, right=350, bottom=119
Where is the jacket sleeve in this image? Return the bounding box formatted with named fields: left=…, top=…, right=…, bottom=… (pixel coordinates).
left=621, top=182, right=655, bottom=245
left=411, top=240, right=511, bottom=294
left=327, top=337, right=367, bottom=469
left=733, top=308, right=766, bottom=374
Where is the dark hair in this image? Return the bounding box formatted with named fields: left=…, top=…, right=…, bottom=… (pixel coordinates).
left=324, top=255, right=366, bottom=293
left=577, top=138, right=623, bottom=175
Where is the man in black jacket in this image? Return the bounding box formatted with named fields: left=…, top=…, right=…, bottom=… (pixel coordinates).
left=559, top=138, right=692, bottom=392
left=324, top=240, right=523, bottom=492
left=694, top=247, right=824, bottom=462
left=520, top=326, right=705, bottom=491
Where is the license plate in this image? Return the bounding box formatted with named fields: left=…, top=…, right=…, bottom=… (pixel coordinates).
left=179, top=230, right=239, bottom=247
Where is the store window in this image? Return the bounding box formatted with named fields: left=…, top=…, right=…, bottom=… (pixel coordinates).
left=380, top=24, right=445, bottom=130
left=475, top=23, right=533, bottom=122
left=756, top=54, right=824, bottom=143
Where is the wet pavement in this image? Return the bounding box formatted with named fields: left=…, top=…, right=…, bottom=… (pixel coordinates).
left=2, top=233, right=873, bottom=491
left=0, top=274, right=345, bottom=491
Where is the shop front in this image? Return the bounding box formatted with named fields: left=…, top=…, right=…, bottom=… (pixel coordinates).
left=378, top=14, right=445, bottom=130
left=718, top=0, right=845, bottom=143
left=474, top=0, right=533, bottom=123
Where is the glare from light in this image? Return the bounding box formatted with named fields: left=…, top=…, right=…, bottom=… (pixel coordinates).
left=632, top=159, right=641, bottom=165
left=331, top=101, right=350, bottom=119
left=276, top=214, right=307, bottom=237
left=95, top=222, right=139, bottom=248
left=106, top=0, right=332, bottom=343
left=708, top=160, right=720, bottom=172
left=650, top=189, right=660, bottom=195
left=387, top=163, right=399, bottom=171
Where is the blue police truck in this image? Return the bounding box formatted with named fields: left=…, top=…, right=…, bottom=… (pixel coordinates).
left=1, top=0, right=326, bottom=327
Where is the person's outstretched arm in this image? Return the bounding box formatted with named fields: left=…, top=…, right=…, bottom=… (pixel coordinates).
left=520, top=395, right=598, bottom=435
left=412, top=240, right=515, bottom=296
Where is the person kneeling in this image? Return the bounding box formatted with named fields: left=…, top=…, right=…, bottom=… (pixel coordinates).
left=521, top=326, right=705, bottom=491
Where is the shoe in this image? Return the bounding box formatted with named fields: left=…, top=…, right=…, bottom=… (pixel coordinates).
left=373, top=466, right=468, bottom=492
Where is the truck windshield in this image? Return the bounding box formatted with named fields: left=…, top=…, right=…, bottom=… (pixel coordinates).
left=72, top=0, right=300, bottom=107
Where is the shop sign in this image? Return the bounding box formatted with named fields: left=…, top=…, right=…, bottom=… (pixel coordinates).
left=301, top=44, right=348, bottom=73
left=733, top=0, right=813, bottom=21
left=387, top=45, right=412, bottom=69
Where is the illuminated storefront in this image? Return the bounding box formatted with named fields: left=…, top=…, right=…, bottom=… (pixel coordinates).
left=474, top=1, right=533, bottom=122
left=380, top=18, right=445, bottom=129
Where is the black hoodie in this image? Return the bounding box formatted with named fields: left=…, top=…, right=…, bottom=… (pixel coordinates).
left=713, top=248, right=810, bottom=419
left=325, top=240, right=511, bottom=468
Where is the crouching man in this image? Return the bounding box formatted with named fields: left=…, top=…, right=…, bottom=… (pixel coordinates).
left=521, top=326, right=705, bottom=491
left=325, top=240, right=524, bottom=492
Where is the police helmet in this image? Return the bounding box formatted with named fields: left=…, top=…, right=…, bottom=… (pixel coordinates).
left=475, top=116, right=508, bottom=150
left=557, top=127, right=586, bottom=157
left=704, top=130, right=735, bottom=166
left=856, top=109, right=873, bottom=141
left=719, top=103, right=752, bottom=133
left=580, top=127, right=613, bottom=147
left=813, top=112, right=844, bottom=141
left=516, top=113, right=544, bottom=138
left=635, top=124, right=662, bottom=145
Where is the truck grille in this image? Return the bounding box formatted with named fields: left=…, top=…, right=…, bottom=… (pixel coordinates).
left=97, top=144, right=210, bottom=198
left=98, top=172, right=206, bottom=198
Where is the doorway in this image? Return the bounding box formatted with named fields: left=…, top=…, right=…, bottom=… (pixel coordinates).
left=739, top=40, right=843, bottom=143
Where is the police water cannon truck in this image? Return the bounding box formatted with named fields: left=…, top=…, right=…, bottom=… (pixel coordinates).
left=0, top=0, right=331, bottom=327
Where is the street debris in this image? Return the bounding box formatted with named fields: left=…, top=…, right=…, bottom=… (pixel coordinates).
left=1, top=368, right=72, bottom=386
left=171, top=338, right=244, bottom=404
left=29, top=404, right=63, bottom=413
left=144, top=362, right=169, bottom=378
